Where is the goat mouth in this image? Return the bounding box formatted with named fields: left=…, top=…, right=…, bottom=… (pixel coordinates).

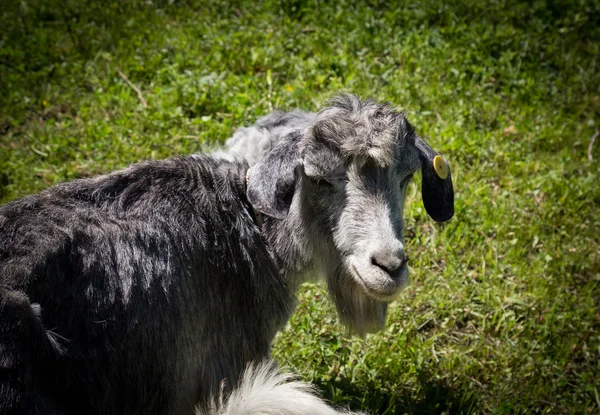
left=349, top=261, right=408, bottom=302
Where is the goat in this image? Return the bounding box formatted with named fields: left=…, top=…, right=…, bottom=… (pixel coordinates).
left=0, top=94, right=454, bottom=414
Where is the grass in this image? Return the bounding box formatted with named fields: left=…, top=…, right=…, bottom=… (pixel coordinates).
left=1, top=0, right=599, bottom=413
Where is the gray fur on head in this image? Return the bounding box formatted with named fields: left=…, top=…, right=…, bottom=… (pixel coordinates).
left=310, top=94, right=408, bottom=166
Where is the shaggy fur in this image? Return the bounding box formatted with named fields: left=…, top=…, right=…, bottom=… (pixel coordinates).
left=0, top=94, right=453, bottom=414
left=214, top=110, right=315, bottom=166
left=1, top=157, right=291, bottom=415
left=310, top=94, right=408, bottom=167
left=198, top=361, right=364, bottom=415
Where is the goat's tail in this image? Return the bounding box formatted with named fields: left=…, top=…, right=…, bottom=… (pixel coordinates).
left=196, top=361, right=365, bottom=415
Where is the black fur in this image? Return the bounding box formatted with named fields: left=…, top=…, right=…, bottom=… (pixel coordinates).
left=0, top=156, right=292, bottom=415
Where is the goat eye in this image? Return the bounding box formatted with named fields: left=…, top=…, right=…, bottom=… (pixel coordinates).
left=317, top=178, right=334, bottom=187
left=400, top=173, right=414, bottom=187
left=308, top=176, right=334, bottom=188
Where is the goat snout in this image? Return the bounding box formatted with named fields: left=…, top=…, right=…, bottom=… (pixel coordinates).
left=347, top=241, right=409, bottom=301
left=370, top=245, right=406, bottom=276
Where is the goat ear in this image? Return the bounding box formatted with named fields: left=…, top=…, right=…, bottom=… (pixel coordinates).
left=415, top=137, right=454, bottom=222
left=246, top=134, right=302, bottom=219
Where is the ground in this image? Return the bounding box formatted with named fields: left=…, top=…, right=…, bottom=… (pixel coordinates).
left=1, top=1, right=599, bottom=413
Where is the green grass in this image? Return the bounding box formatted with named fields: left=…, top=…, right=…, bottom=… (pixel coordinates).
left=1, top=0, right=599, bottom=413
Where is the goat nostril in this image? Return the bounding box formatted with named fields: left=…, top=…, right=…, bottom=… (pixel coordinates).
left=370, top=253, right=405, bottom=275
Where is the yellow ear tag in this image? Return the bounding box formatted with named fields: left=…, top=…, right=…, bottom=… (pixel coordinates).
left=433, top=155, right=448, bottom=180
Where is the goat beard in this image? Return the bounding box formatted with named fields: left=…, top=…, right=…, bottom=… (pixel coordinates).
left=326, top=267, right=388, bottom=336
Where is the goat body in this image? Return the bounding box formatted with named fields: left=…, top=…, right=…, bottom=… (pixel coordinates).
left=1, top=157, right=292, bottom=414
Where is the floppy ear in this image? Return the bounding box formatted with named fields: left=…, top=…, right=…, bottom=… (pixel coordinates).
left=246, top=132, right=302, bottom=219
left=415, top=137, right=454, bottom=222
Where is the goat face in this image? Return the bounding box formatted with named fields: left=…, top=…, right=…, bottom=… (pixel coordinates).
left=247, top=94, right=454, bottom=333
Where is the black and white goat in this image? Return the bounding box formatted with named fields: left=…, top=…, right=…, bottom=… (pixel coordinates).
left=0, top=94, right=453, bottom=414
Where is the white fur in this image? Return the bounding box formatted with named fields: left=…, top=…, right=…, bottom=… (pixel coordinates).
left=197, top=361, right=366, bottom=415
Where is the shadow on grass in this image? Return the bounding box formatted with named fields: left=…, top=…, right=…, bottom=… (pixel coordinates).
left=314, top=369, right=477, bottom=415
